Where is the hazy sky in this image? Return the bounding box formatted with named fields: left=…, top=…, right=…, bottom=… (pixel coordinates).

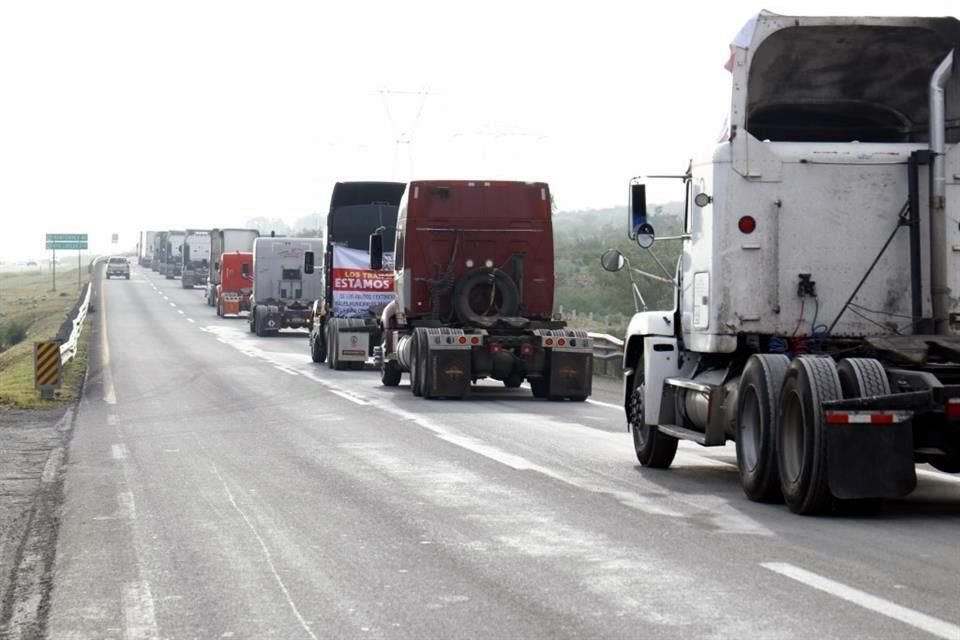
left=1, top=0, right=957, bottom=259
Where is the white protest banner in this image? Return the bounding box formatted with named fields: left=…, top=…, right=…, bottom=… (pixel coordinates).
left=331, top=246, right=394, bottom=318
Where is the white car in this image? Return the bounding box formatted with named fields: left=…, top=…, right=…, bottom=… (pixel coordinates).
left=105, top=256, right=130, bottom=279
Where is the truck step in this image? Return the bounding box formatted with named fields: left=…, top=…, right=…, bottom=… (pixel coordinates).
left=657, top=423, right=708, bottom=445
left=664, top=377, right=713, bottom=393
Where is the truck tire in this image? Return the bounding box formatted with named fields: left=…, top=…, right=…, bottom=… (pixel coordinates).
left=311, top=329, right=327, bottom=364
left=452, top=268, right=520, bottom=324
left=410, top=332, right=424, bottom=397
left=836, top=358, right=890, bottom=398
left=503, top=373, right=523, bottom=388
left=736, top=354, right=789, bottom=503
left=777, top=356, right=842, bottom=515
left=382, top=359, right=402, bottom=387
left=249, top=307, right=256, bottom=333
left=530, top=378, right=548, bottom=398
left=629, top=358, right=678, bottom=468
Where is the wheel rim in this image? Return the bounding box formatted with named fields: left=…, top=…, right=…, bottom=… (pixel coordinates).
left=780, top=390, right=805, bottom=484
left=629, top=383, right=649, bottom=449
left=739, top=386, right=762, bottom=472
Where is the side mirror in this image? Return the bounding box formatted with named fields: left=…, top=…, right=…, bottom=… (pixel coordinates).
left=369, top=232, right=384, bottom=270
left=635, top=222, right=656, bottom=249
left=600, top=249, right=626, bottom=272
left=304, top=250, right=315, bottom=275
left=241, top=263, right=250, bottom=278
left=628, top=182, right=647, bottom=240
left=214, top=261, right=220, bottom=272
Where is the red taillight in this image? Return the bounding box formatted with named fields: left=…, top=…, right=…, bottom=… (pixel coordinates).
left=557, top=338, right=566, bottom=346
left=947, top=399, right=960, bottom=419
left=544, top=338, right=554, bottom=347
left=489, top=342, right=503, bottom=354
left=458, top=336, right=467, bottom=345
left=470, top=336, right=480, bottom=345
left=520, top=343, right=534, bottom=356
left=738, top=216, right=756, bottom=234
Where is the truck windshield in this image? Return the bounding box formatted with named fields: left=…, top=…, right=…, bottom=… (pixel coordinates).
left=747, top=24, right=960, bottom=143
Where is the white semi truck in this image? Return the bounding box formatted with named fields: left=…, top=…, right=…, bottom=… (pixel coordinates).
left=139, top=231, right=157, bottom=267
left=205, top=228, right=260, bottom=306
left=162, top=231, right=185, bottom=279
left=249, top=236, right=324, bottom=337
left=606, top=13, right=960, bottom=514
left=181, top=229, right=212, bottom=288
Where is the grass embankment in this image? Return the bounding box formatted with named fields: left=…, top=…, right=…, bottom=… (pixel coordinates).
left=0, top=268, right=91, bottom=409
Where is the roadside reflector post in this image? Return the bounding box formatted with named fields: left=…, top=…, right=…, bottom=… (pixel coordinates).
left=34, top=340, right=62, bottom=400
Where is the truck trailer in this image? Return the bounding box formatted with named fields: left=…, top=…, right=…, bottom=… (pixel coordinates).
left=162, top=231, right=185, bottom=279
left=249, top=237, right=324, bottom=336
left=139, top=231, right=157, bottom=267
left=305, top=181, right=405, bottom=369
left=152, top=232, right=167, bottom=272
left=181, top=229, right=212, bottom=288
left=216, top=251, right=254, bottom=317
left=206, top=228, right=260, bottom=306
left=607, top=12, right=960, bottom=514
left=374, top=180, right=593, bottom=400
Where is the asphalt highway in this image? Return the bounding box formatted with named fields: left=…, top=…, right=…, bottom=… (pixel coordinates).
left=45, top=265, right=960, bottom=639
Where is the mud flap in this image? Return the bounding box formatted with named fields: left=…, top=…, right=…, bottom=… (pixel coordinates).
left=547, top=351, right=593, bottom=399
left=826, top=420, right=917, bottom=499
left=422, top=328, right=471, bottom=399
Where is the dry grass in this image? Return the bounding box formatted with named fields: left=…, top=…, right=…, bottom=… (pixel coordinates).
left=0, top=268, right=91, bottom=409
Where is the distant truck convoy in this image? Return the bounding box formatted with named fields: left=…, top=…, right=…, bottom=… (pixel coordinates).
left=607, top=12, right=960, bottom=514
left=181, top=229, right=212, bottom=288
left=372, top=180, right=593, bottom=400
left=216, top=251, right=254, bottom=317
left=249, top=237, right=324, bottom=336
left=306, top=181, right=405, bottom=369
left=206, top=228, right=260, bottom=306
left=162, top=231, right=185, bottom=279
left=139, top=231, right=157, bottom=267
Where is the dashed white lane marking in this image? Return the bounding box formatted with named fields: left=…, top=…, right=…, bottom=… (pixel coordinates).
left=177, top=310, right=185, bottom=316
left=118, top=492, right=136, bottom=520
left=122, top=580, right=159, bottom=640
left=187, top=318, right=195, bottom=324
left=209, top=463, right=319, bottom=640
left=169, top=302, right=176, bottom=308
left=586, top=398, right=623, bottom=410
left=762, top=562, right=960, bottom=640
left=329, top=388, right=368, bottom=405
left=112, top=444, right=129, bottom=460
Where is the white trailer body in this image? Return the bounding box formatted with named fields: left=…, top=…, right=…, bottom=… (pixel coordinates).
left=181, top=230, right=212, bottom=288
left=206, top=228, right=259, bottom=306
left=616, top=13, right=960, bottom=514
left=140, top=231, right=157, bottom=267
left=249, top=237, right=324, bottom=336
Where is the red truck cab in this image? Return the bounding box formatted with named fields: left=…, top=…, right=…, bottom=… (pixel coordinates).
left=216, top=251, right=253, bottom=317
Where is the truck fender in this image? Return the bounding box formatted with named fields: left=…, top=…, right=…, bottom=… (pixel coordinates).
left=643, top=337, right=682, bottom=428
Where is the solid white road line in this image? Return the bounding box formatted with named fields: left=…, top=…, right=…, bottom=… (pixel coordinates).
left=762, top=562, right=960, bottom=640
left=100, top=278, right=117, bottom=405
left=209, top=463, right=319, bottom=640
left=586, top=398, right=622, bottom=410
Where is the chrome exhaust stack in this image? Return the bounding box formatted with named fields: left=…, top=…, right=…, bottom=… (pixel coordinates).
left=929, top=51, right=954, bottom=335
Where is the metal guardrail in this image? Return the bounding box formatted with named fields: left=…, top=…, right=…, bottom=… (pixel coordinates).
left=60, top=283, right=91, bottom=365
left=588, top=332, right=624, bottom=378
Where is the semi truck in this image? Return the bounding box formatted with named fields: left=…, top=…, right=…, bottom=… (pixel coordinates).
left=605, top=12, right=960, bottom=514
left=181, top=229, right=212, bottom=288
left=305, top=181, right=405, bottom=369
left=215, top=251, right=254, bottom=317
left=372, top=180, right=593, bottom=400
left=162, top=231, right=185, bottom=279
left=151, top=232, right=167, bottom=272
left=248, top=237, right=324, bottom=336
left=206, top=228, right=260, bottom=306
left=139, top=231, right=157, bottom=267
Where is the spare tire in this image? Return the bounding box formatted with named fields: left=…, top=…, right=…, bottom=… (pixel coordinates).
left=452, top=268, right=520, bottom=324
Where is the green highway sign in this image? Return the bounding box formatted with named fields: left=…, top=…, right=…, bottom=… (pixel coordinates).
left=46, top=241, right=87, bottom=250
left=46, top=233, right=88, bottom=251
left=46, top=233, right=88, bottom=242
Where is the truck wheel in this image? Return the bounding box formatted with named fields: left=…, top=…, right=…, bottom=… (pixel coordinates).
left=836, top=358, right=890, bottom=398
left=503, top=373, right=523, bottom=388
left=777, top=357, right=842, bottom=515
left=629, top=361, right=677, bottom=468
left=530, top=378, right=548, bottom=398
left=736, top=354, right=789, bottom=503
left=410, top=333, right=423, bottom=397
left=382, top=359, right=402, bottom=387
left=311, top=331, right=327, bottom=364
